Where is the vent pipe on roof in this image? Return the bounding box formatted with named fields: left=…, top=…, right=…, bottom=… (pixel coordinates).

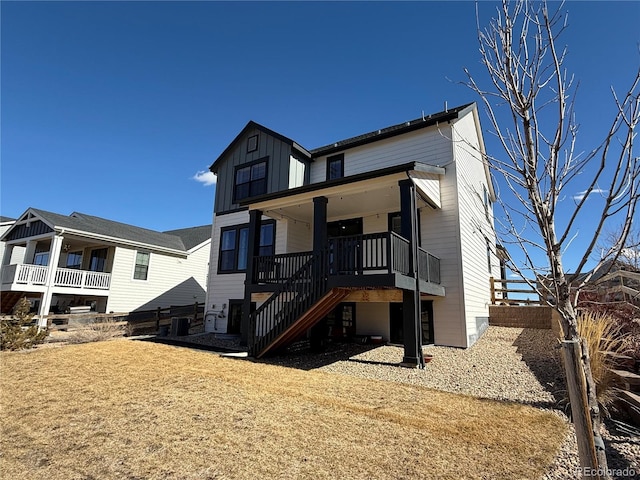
left=444, top=101, right=448, bottom=112
left=422, top=110, right=425, bottom=121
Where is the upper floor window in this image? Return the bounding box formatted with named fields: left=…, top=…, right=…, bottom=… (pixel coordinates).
left=327, top=154, right=344, bottom=180
left=133, top=251, right=150, bottom=280
left=66, top=252, right=83, bottom=269
left=219, top=221, right=275, bottom=273
left=34, top=251, right=49, bottom=266
left=234, top=158, right=268, bottom=202
left=90, top=248, right=108, bottom=272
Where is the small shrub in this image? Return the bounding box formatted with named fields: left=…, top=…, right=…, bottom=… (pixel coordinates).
left=0, top=297, right=48, bottom=351
left=68, top=317, right=126, bottom=344
left=577, top=311, right=629, bottom=415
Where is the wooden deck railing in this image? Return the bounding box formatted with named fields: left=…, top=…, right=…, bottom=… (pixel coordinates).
left=490, top=277, right=543, bottom=305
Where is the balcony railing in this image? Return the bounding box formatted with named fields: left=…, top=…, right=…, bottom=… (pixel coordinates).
left=2, top=264, right=111, bottom=290
left=252, top=231, right=440, bottom=286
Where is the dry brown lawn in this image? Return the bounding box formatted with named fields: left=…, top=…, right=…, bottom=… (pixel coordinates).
left=0, top=340, right=567, bottom=480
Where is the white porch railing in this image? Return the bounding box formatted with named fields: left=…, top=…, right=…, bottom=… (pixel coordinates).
left=2, top=264, right=111, bottom=290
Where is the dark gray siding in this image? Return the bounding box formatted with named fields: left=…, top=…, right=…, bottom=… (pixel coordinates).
left=6, top=220, right=54, bottom=241
left=214, top=128, right=294, bottom=214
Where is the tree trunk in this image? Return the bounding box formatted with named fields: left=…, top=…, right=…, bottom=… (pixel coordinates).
left=557, top=297, right=609, bottom=479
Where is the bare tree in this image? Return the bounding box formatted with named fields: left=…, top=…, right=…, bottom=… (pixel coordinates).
left=598, top=226, right=640, bottom=272
left=464, top=0, right=640, bottom=476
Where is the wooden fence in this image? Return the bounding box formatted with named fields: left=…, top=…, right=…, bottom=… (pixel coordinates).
left=45, top=302, right=205, bottom=336
left=490, top=277, right=544, bottom=305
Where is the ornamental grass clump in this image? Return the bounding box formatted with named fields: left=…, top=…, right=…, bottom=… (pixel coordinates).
left=0, top=297, right=47, bottom=351
left=577, top=310, right=629, bottom=415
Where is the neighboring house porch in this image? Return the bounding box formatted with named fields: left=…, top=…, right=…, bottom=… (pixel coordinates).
left=1, top=208, right=211, bottom=327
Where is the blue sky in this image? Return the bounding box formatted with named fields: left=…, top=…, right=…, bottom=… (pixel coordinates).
left=1, top=1, right=638, bottom=271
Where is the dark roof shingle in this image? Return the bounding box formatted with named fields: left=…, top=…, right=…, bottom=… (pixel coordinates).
left=28, top=209, right=209, bottom=252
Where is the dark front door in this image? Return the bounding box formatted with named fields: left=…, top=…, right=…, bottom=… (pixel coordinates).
left=389, top=300, right=434, bottom=344
left=328, top=218, right=363, bottom=274
left=227, top=301, right=243, bottom=334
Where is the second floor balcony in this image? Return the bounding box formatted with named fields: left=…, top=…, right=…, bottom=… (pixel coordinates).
left=251, top=231, right=443, bottom=295
left=1, top=264, right=111, bottom=291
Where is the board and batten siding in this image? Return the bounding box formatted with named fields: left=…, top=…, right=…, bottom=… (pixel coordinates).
left=214, top=128, right=297, bottom=214
left=452, top=111, right=499, bottom=346
left=214, top=128, right=309, bottom=213
left=310, top=126, right=452, bottom=184
left=106, top=242, right=210, bottom=314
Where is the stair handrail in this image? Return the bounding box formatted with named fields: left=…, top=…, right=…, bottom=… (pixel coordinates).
left=250, top=250, right=328, bottom=355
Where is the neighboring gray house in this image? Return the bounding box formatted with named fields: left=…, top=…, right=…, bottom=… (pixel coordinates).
left=205, top=103, right=499, bottom=363
left=1, top=208, right=211, bottom=326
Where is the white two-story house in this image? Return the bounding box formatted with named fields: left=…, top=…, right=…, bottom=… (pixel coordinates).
left=1, top=208, right=211, bottom=327
left=205, top=103, right=499, bottom=364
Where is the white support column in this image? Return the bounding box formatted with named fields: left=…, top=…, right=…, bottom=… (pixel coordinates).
left=1, top=244, right=14, bottom=267
left=37, top=235, right=64, bottom=327
left=24, top=240, right=37, bottom=264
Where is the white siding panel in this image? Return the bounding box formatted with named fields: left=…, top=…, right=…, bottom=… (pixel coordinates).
left=411, top=172, right=441, bottom=208
left=286, top=218, right=312, bottom=253
left=106, top=241, right=210, bottom=314
left=452, top=112, right=499, bottom=346
left=419, top=159, right=467, bottom=348
left=310, top=126, right=452, bottom=183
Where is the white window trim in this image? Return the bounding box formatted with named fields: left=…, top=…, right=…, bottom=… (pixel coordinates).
left=132, top=250, right=151, bottom=281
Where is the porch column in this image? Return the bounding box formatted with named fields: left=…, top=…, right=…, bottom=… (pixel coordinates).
left=2, top=244, right=14, bottom=267
left=38, top=234, right=64, bottom=327
left=312, top=196, right=328, bottom=255
left=24, top=240, right=37, bottom=264
left=241, top=209, right=262, bottom=347
left=399, top=179, right=424, bottom=368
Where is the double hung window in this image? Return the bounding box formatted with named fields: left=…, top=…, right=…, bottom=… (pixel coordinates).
left=234, top=159, right=267, bottom=202
left=134, top=251, right=150, bottom=280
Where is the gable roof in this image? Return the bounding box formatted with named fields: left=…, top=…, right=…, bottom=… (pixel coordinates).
left=210, top=121, right=311, bottom=173
left=310, top=103, right=475, bottom=157
left=163, top=225, right=212, bottom=250
left=5, top=208, right=210, bottom=254
left=211, top=104, right=476, bottom=174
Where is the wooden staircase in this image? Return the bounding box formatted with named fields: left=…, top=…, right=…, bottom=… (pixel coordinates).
left=250, top=251, right=351, bottom=358
left=256, top=288, right=350, bottom=358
